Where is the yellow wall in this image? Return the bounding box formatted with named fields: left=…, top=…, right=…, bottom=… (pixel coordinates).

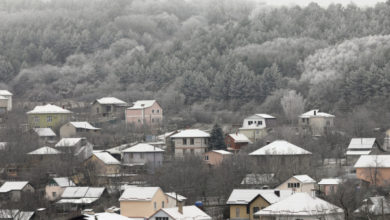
left=28, top=113, right=71, bottom=129
left=229, top=196, right=270, bottom=220
left=120, top=188, right=167, bottom=218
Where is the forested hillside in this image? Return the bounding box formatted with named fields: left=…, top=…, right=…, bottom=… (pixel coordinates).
left=1, top=0, right=390, bottom=118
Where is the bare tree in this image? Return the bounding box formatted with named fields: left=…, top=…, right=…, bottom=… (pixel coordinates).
left=280, top=90, right=305, bottom=124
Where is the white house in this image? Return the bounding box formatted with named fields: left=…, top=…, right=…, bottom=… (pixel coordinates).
left=276, top=174, right=316, bottom=193
left=239, top=114, right=276, bottom=142
left=171, top=129, right=210, bottom=157
left=165, top=192, right=187, bottom=208
left=255, top=192, right=344, bottom=220
left=149, top=205, right=212, bottom=220
left=0, top=90, right=12, bottom=111
left=299, top=109, right=335, bottom=136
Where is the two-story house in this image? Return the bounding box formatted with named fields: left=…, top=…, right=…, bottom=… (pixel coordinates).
left=276, top=174, right=316, bottom=193
left=122, top=143, right=164, bottom=170
left=225, top=133, right=252, bottom=151
left=91, top=97, right=127, bottom=119
left=299, top=109, right=335, bottom=136
left=125, top=100, right=163, bottom=127
left=354, top=155, right=390, bottom=187
left=239, top=114, right=276, bottom=142
left=55, top=137, right=93, bottom=160
left=170, top=129, right=210, bottom=157
left=59, top=121, right=100, bottom=138
left=27, top=104, right=72, bottom=129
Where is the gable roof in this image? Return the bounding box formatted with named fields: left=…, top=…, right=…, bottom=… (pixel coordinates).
left=28, top=146, right=62, bottom=155
left=122, top=143, right=164, bottom=153
left=0, top=90, right=12, bottom=96
left=55, top=138, right=84, bottom=147
left=69, top=122, right=100, bottom=130
left=348, top=138, right=377, bottom=150
left=128, top=100, right=157, bottom=110
left=154, top=206, right=211, bottom=220
left=226, top=189, right=292, bottom=205
left=0, top=181, right=29, bottom=193
left=61, top=187, right=105, bottom=199
left=245, top=114, right=276, bottom=119
left=84, top=212, right=132, bottom=220
left=299, top=109, right=335, bottom=118
left=52, top=177, right=76, bottom=187
left=228, top=133, right=252, bottom=143
left=27, top=104, right=72, bottom=114
left=210, top=150, right=233, bottom=155
left=318, top=178, right=342, bottom=185
left=241, top=173, right=276, bottom=185
left=33, top=128, right=56, bottom=137
left=255, top=193, right=343, bottom=217
left=165, top=192, right=187, bottom=202
left=249, top=140, right=312, bottom=156
left=95, top=97, right=127, bottom=105
left=93, top=152, right=120, bottom=165
left=292, top=175, right=316, bottom=183
left=119, top=187, right=160, bottom=201
left=171, top=129, right=210, bottom=138
left=354, top=155, right=390, bottom=168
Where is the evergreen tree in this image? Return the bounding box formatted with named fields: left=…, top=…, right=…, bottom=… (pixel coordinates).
left=208, top=123, right=226, bottom=150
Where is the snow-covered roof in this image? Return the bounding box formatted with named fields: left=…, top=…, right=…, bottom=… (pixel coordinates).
left=293, top=175, right=316, bottom=183
left=255, top=193, right=344, bottom=217
left=249, top=140, right=312, bottom=156
left=0, top=96, right=8, bottom=100
left=52, top=177, right=75, bottom=187
left=84, top=213, right=132, bottom=220
left=33, top=128, right=56, bottom=137
left=155, top=206, right=212, bottom=220
left=55, top=138, right=84, bottom=147
left=0, top=210, right=19, bottom=218
left=95, top=97, right=127, bottom=105
left=119, top=187, right=160, bottom=201
left=228, top=133, right=252, bottom=143
left=128, top=100, right=156, bottom=109
left=171, top=129, right=210, bottom=138
left=346, top=150, right=371, bottom=156
left=122, top=143, right=164, bottom=153
left=354, top=155, right=390, bottom=168
left=253, top=114, right=276, bottom=119
left=61, top=187, right=105, bottom=199
left=28, top=146, right=62, bottom=155
left=0, top=90, right=12, bottom=96
left=354, top=196, right=390, bottom=216
left=318, top=178, right=342, bottom=185
left=93, top=152, right=120, bottom=165
left=69, top=122, right=100, bottom=130
left=226, top=189, right=292, bottom=205
left=27, top=104, right=72, bottom=114
left=56, top=198, right=99, bottom=204
left=299, top=109, right=335, bottom=118
left=241, top=173, right=276, bottom=185
left=165, top=192, right=187, bottom=202
left=0, top=181, right=29, bottom=193
left=347, top=138, right=377, bottom=150
left=210, top=150, right=233, bottom=155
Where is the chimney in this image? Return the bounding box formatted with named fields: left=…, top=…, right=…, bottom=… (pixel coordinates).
left=274, top=190, right=280, bottom=197
left=314, top=110, right=317, bottom=116
left=266, top=140, right=271, bottom=145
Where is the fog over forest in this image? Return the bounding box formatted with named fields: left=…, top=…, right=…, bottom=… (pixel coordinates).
left=1, top=0, right=390, bottom=126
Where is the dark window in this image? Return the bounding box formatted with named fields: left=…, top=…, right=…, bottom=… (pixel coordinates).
left=248, top=121, right=253, bottom=125
left=183, top=139, right=187, bottom=145
left=253, top=207, right=260, bottom=218
left=190, top=138, right=194, bottom=145
left=106, top=106, right=111, bottom=112
left=258, top=121, right=262, bottom=125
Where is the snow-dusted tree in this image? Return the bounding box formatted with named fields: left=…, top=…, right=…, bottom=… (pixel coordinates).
left=280, top=90, right=305, bottom=124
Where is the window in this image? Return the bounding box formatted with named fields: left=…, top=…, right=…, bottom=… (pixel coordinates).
left=190, top=138, right=194, bottom=145
left=34, top=116, right=39, bottom=123
left=288, top=182, right=300, bottom=188
left=157, top=109, right=160, bottom=113
left=52, top=192, right=57, bottom=197
left=47, top=116, right=52, bottom=122
left=152, top=110, right=155, bottom=113
left=106, top=106, right=111, bottom=112
left=204, top=138, right=208, bottom=144
left=156, top=218, right=168, bottom=220
left=236, top=207, right=240, bottom=217
left=96, top=107, right=99, bottom=113
left=248, top=121, right=253, bottom=125
left=183, top=139, right=187, bottom=145
left=302, top=118, right=305, bottom=123
left=258, top=121, right=262, bottom=125
left=138, top=119, right=141, bottom=123
left=140, top=153, right=144, bottom=159
left=129, top=153, right=133, bottom=159
left=205, top=155, right=209, bottom=161
left=162, top=201, right=164, bottom=208
left=253, top=207, right=260, bottom=218
left=154, top=201, right=157, bottom=210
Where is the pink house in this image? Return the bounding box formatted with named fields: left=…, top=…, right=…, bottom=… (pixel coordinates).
left=125, top=100, right=163, bottom=126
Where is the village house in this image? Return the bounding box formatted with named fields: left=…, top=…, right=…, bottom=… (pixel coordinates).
left=55, top=137, right=93, bottom=160
left=0, top=90, right=12, bottom=111
left=27, top=104, right=72, bottom=129
left=84, top=152, right=121, bottom=177
left=33, top=128, right=57, bottom=145
left=56, top=187, right=106, bottom=212
left=0, top=181, right=35, bottom=202
left=241, top=173, right=278, bottom=189
left=45, top=177, right=76, bottom=201
left=158, top=130, right=179, bottom=155
left=346, top=138, right=383, bottom=165
left=125, top=100, right=163, bottom=127
left=91, top=97, right=128, bottom=119
left=119, top=187, right=167, bottom=218
left=354, top=196, right=390, bottom=219
left=318, top=178, right=342, bottom=196
left=354, top=155, right=390, bottom=187
left=255, top=192, right=344, bottom=220
left=249, top=140, right=312, bottom=173
left=59, top=121, right=100, bottom=138
left=226, top=189, right=293, bottom=220
left=276, top=174, right=316, bottom=193
left=204, top=150, right=233, bottom=166
left=299, top=109, right=335, bottom=136
left=149, top=205, right=212, bottom=220
left=170, top=129, right=210, bottom=157
left=238, top=114, right=276, bottom=142
left=27, top=146, right=63, bottom=166
left=225, top=133, right=252, bottom=152
left=122, top=143, right=165, bottom=170
left=165, top=192, right=187, bottom=208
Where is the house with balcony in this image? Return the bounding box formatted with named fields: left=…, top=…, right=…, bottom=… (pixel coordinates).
left=125, top=100, right=163, bottom=127
left=91, top=97, right=127, bottom=120
left=170, top=129, right=210, bottom=157
left=238, top=114, right=276, bottom=142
